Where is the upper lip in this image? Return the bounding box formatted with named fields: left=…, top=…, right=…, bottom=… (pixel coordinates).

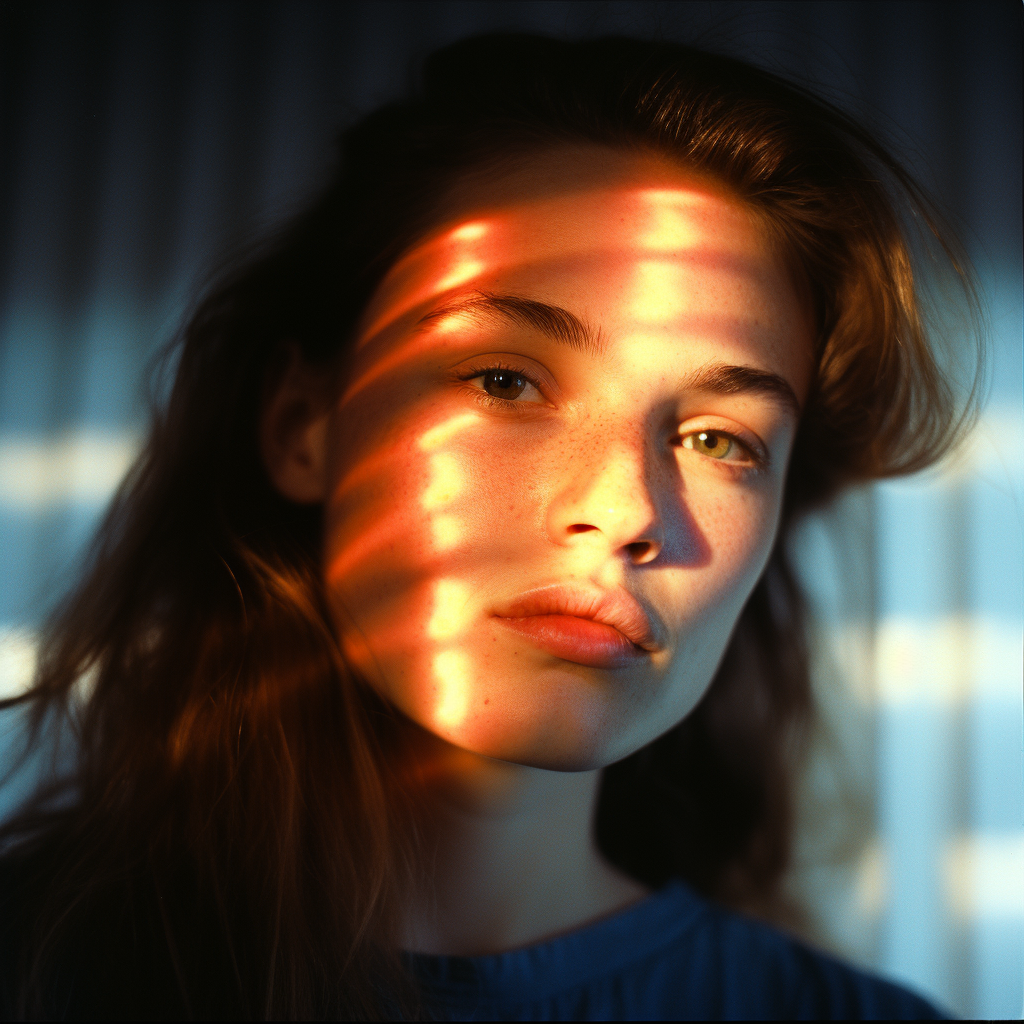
left=493, top=583, right=662, bottom=652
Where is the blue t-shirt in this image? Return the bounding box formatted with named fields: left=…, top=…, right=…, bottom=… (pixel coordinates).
left=409, top=880, right=947, bottom=1020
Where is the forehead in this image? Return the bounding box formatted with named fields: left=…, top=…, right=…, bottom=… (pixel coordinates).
left=355, top=147, right=812, bottom=393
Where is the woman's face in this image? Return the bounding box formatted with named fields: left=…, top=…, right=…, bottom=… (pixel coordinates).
left=323, top=147, right=813, bottom=771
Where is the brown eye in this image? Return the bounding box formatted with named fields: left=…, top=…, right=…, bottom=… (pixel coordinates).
left=482, top=370, right=527, bottom=400
left=679, top=430, right=738, bottom=460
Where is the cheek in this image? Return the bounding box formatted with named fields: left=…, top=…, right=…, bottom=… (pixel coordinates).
left=659, top=478, right=781, bottom=665
left=324, top=444, right=424, bottom=598
left=698, top=482, right=782, bottom=648
left=698, top=482, right=780, bottom=587
left=631, top=480, right=781, bottom=747
left=322, top=411, right=442, bottom=656
left=321, top=412, right=539, bottom=656
left=322, top=421, right=567, bottom=756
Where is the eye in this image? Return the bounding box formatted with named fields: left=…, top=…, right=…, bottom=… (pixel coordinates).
left=480, top=369, right=529, bottom=400
left=459, top=364, right=546, bottom=406
left=676, top=429, right=751, bottom=463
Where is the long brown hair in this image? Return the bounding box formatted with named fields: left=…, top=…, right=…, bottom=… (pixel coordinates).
left=0, top=33, right=982, bottom=1019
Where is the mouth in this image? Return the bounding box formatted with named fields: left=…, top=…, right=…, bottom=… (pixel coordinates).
left=492, top=583, right=660, bottom=669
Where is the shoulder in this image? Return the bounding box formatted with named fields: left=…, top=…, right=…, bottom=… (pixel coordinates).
left=414, top=880, right=949, bottom=1021
left=616, top=882, right=948, bottom=1021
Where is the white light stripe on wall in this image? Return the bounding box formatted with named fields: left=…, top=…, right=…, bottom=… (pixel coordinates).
left=875, top=615, right=1022, bottom=706
left=945, top=833, right=1024, bottom=920
left=0, top=626, right=37, bottom=698
left=0, top=429, right=141, bottom=509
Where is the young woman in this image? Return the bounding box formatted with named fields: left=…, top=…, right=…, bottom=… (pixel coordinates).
left=0, top=33, right=980, bottom=1020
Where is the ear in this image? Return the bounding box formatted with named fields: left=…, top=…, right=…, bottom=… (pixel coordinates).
left=260, top=344, right=331, bottom=504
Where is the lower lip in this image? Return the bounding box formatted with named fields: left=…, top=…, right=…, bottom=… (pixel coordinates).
left=494, top=614, right=647, bottom=669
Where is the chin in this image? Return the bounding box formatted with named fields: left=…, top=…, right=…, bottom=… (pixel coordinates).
left=424, top=680, right=671, bottom=774
left=466, top=735, right=624, bottom=774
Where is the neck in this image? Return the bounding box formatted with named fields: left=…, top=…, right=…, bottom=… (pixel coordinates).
left=398, top=726, right=650, bottom=956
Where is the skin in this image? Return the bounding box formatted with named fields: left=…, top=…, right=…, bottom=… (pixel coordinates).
left=262, top=146, right=814, bottom=956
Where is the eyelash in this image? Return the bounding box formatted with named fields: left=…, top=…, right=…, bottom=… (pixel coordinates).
left=455, top=362, right=766, bottom=468
left=672, top=429, right=764, bottom=469
left=455, top=362, right=546, bottom=411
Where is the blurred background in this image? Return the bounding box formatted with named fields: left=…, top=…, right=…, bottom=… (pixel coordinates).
left=0, top=1, right=1020, bottom=1017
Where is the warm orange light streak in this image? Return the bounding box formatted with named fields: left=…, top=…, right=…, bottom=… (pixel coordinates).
left=435, top=258, right=486, bottom=294
left=331, top=444, right=408, bottom=500
left=325, top=510, right=406, bottom=584
left=426, top=308, right=478, bottom=337
left=355, top=186, right=726, bottom=345
left=450, top=220, right=490, bottom=242
left=630, top=260, right=686, bottom=323
left=421, top=452, right=463, bottom=510
left=426, top=579, right=473, bottom=640
left=432, top=649, right=471, bottom=729
left=333, top=415, right=479, bottom=507
left=341, top=325, right=442, bottom=404
left=356, top=221, right=502, bottom=345
left=637, top=189, right=705, bottom=252
left=417, top=412, right=481, bottom=452
left=431, top=514, right=463, bottom=550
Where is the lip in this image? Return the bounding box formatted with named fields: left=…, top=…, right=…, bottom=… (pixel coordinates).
left=492, top=583, right=660, bottom=669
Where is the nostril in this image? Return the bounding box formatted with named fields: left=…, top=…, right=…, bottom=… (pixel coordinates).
left=627, top=540, right=660, bottom=565
left=567, top=523, right=598, bottom=534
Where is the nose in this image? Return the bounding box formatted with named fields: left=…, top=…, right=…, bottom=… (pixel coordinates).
left=546, top=439, right=664, bottom=566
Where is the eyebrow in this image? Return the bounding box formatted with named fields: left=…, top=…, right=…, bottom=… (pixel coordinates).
left=418, top=292, right=800, bottom=415
left=417, top=292, right=603, bottom=355
left=678, top=363, right=802, bottom=417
